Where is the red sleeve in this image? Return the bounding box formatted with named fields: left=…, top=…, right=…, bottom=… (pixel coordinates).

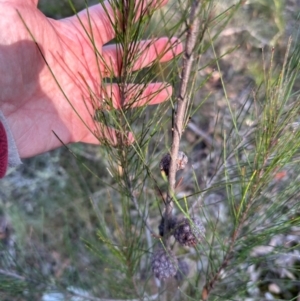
left=0, top=120, right=8, bottom=178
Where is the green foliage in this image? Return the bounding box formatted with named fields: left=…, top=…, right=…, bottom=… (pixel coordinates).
left=1, top=0, right=300, bottom=301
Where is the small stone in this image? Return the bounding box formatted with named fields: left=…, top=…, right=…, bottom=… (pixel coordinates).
left=268, top=283, right=281, bottom=294
left=265, top=292, right=275, bottom=300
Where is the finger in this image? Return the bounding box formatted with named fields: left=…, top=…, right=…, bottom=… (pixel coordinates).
left=101, top=83, right=173, bottom=109
left=66, top=0, right=168, bottom=45
left=6, top=0, right=38, bottom=5
left=102, top=37, right=182, bottom=77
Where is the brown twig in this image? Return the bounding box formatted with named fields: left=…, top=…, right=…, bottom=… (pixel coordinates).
left=201, top=226, right=239, bottom=300
left=164, top=0, right=202, bottom=246
left=168, top=0, right=202, bottom=193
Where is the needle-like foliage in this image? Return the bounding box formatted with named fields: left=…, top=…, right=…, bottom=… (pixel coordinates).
left=1, top=1, right=300, bottom=301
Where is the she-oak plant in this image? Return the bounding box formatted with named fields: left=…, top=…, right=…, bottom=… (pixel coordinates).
left=3, top=0, right=300, bottom=300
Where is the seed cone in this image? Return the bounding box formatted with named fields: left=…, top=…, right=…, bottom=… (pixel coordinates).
left=158, top=215, right=177, bottom=237
left=151, top=248, right=178, bottom=280
left=160, top=151, right=188, bottom=176
left=174, top=217, right=205, bottom=247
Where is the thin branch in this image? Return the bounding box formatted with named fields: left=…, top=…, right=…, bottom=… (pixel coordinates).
left=189, top=126, right=256, bottom=213
left=0, top=268, right=25, bottom=281
left=123, top=170, right=157, bottom=236
left=168, top=0, right=202, bottom=193
left=164, top=0, right=202, bottom=245
left=130, top=189, right=156, bottom=236
left=187, top=122, right=215, bottom=146
left=202, top=191, right=256, bottom=300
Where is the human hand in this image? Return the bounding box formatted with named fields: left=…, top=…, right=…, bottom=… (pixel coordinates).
left=0, top=0, right=182, bottom=158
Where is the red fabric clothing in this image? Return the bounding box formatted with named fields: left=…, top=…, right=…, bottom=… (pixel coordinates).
left=0, top=121, right=8, bottom=178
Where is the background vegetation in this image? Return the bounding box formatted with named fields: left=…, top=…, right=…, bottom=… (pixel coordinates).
left=1, top=0, right=300, bottom=300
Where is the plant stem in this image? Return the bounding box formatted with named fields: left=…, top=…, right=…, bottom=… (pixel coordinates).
left=168, top=0, right=202, bottom=193
left=202, top=188, right=260, bottom=299
left=164, top=0, right=202, bottom=245
left=201, top=218, right=242, bottom=300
